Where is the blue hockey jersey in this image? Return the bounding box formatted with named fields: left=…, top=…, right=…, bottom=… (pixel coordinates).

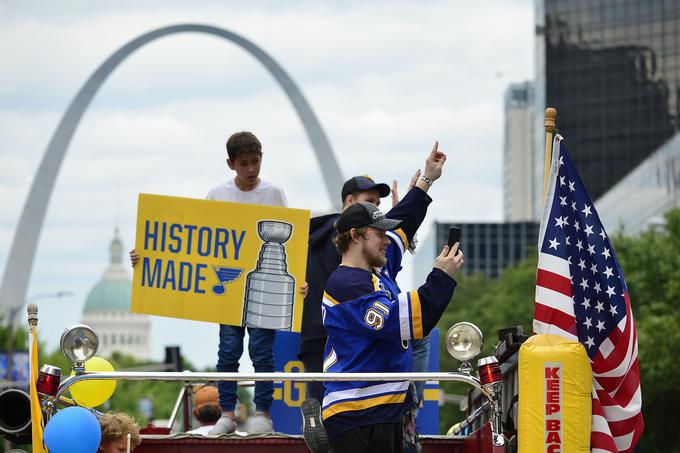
left=321, top=187, right=457, bottom=439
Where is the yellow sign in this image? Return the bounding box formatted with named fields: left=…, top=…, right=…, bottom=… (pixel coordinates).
left=131, top=193, right=310, bottom=332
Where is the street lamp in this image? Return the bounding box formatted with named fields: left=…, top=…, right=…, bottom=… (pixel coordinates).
left=5, top=291, right=73, bottom=382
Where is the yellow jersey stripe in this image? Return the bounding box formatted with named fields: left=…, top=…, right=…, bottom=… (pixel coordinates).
left=393, top=228, right=408, bottom=249
left=323, top=392, right=406, bottom=419
left=323, top=291, right=340, bottom=306
left=371, top=274, right=380, bottom=292
left=410, top=290, right=423, bottom=339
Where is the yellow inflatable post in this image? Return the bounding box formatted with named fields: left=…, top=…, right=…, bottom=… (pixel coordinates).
left=518, top=334, right=591, bottom=453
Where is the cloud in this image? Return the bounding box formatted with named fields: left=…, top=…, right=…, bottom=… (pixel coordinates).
left=0, top=0, right=534, bottom=367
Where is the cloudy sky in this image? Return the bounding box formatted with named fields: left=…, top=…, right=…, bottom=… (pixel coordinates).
left=0, top=1, right=534, bottom=369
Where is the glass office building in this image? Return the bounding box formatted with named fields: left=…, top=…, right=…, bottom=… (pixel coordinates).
left=412, top=222, right=539, bottom=284
left=596, top=132, right=680, bottom=235
left=534, top=0, right=680, bottom=218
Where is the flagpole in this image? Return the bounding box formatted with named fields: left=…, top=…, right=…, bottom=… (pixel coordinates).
left=28, top=303, right=48, bottom=453
left=542, top=107, right=557, bottom=201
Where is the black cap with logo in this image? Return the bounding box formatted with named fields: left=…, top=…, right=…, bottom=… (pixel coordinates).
left=335, top=202, right=402, bottom=233
left=341, top=176, right=391, bottom=202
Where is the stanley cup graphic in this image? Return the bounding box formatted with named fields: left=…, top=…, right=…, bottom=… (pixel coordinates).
left=243, top=220, right=295, bottom=330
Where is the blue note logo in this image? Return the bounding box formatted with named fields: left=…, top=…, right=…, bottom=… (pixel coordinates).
left=211, top=266, right=244, bottom=295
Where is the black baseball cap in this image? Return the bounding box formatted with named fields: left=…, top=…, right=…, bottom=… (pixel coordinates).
left=341, top=176, right=391, bottom=202
left=336, top=202, right=402, bottom=233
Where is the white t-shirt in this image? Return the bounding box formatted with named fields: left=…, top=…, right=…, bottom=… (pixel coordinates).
left=187, top=425, right=248, bottom=436
left=187, top=425, right=214, bottom=435
left=206, top=178, right=288, bottom=207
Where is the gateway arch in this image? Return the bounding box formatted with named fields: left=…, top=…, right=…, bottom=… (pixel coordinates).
left=0, top=24, right=344, bottom=317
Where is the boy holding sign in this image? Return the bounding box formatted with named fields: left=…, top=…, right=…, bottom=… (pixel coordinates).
left=131, top=131, right=305, bottom=434
left=206, top=131, right=289, bottom=434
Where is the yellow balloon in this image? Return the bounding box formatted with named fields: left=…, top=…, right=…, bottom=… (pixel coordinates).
left=70, top=356, right=116, bottom=408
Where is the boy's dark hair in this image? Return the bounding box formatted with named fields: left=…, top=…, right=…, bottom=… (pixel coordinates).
left=226, top=131, right=262, bottom=161
left=333, top=227, right=367, bottom=254
left=195, top=405, right=222, bottom=424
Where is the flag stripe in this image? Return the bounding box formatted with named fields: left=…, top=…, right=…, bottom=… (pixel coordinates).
left=532, top=319, right=578, bottom=341
left=535, top=284, right=574, bottom=315
left=607, top=412, right=644, bottom=438
left=533, top=302, right=578, bottom=335
left=536, top=268, right=573, bottom=297
left=604, top=358, right=641, bottom=406
left=538, top=251, right=572, bottom=277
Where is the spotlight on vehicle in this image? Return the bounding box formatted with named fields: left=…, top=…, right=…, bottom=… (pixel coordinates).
left=60, top=324, right=99, bottom=364
left=445, top=322, right=483, bottom=371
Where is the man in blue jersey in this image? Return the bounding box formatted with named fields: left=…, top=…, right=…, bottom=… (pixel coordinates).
left=299, top=174, right=391, bottom=453
left=322, top=144, right=464, bottom=452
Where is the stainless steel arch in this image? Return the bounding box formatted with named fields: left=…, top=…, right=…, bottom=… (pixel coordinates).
left=0, top=24, right=344, bottom=316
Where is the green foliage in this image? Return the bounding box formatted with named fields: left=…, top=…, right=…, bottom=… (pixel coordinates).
left=0, top=319, right=29, bottom=353
left=436, top=254, right=536, bottom=433
left=436, top=209, right=680, bottom=451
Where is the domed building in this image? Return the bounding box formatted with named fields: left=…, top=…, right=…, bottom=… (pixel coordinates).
left=82, top=228, right=150, bottom=360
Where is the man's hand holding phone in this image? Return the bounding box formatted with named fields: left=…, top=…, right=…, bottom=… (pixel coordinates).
left=447, top=227, right=462, bottom=255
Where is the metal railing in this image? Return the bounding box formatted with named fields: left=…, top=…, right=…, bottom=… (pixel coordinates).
left=56, top=371, right=486, bottom=399
left=49, top=370, right=504, bottom=447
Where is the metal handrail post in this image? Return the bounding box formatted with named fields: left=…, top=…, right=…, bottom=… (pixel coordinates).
left=167, top=383, right=187, bottom=430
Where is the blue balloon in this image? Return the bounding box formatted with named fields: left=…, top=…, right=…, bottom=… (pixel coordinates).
left=44, top=406, right=101, bottom=453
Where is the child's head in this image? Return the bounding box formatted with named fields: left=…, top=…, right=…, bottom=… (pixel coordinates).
left=192, top=385, right=222, bottom=425
left=99, top=412, right=141, bottom=453
left=226, top=131, right=263, bottom=189
left=226, top=131, right=262, bottom=161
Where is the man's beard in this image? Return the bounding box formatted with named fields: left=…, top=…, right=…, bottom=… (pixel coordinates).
left=365, top=248, right=387, bottom=269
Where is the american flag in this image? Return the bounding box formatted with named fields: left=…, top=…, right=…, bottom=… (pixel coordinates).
left=534, top=136, right=644, bottom=453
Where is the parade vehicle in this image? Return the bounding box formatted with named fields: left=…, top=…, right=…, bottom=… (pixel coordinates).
left=0, top=304, right=518, bottom=453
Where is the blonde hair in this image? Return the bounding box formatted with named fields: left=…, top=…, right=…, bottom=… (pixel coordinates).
left=99, top=412, right=141, bottom=449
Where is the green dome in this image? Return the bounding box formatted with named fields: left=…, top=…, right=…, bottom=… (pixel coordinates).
left=84, top=279, right=132, bottom=312
left=83, top=228, right=132, bottom=313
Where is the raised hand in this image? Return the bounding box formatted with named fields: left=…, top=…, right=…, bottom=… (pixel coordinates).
left=391, top=169, right=421, bottom=207
left=423, top=141, right=447, bottom=182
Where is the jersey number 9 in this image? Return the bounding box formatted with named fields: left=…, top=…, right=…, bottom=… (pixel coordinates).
left=364, top=301, right=389, bottom=330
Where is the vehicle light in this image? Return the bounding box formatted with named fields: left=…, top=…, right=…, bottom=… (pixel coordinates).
left=445, top=322, right=483, bottom=362
left=36, top=364, right=62, bottom=396
left=60, top=324, right=99, bottom=363
left=477, top=356, right=503, bottom=386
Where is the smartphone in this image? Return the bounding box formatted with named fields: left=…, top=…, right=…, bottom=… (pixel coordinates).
left=448, top=227, right=462, bottom=251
